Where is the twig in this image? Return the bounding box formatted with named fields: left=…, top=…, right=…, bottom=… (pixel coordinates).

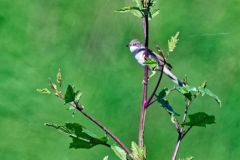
left=71, top=102, right=132, bottom=157
left=147, top=98, right=157, bottom=106
left=182, top=126, right=192, bottom=139
left=182, top=99, right=190, bottom=124
left=146, top=64, right=164, bottom=108
left=171, top=98, right=191, bottom=160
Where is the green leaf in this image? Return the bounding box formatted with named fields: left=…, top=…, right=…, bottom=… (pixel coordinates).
left=176, top=86, right=197, bottom=94
left=111, top=145, right=127, bottom=160
left=168, top=32, right=180, bottom=52
left=75, top=91, right=82, bottom=103
left=103, top=156, right=109, bottom=160
left=133, top=0, right=142, bottom=8
left=198, top=87, right=221, bottom=107
left=149, top=9, right=160, bottom=20
left=176, top=84, right=221, bottom=106
left=184, top=112, right=215, bottom=127
left=36, top=88, right=51, bottom=94
left=143, top=58, right=158, bottom=68
left=64, top=85, right=75, bottom=103
left=158, top=97, right=180, bottom=116
left=156, top=89, right=180, bottom=116
left=179, top=156, right=194, bottom=160
left=45, top=123, right=109, bottom=149
left=115, top=6, right=140, bottom=12
left=176, top=86, right=197, bottom=100
left=115, top=6, right=143, bottom=18
left=131, top=10, right=143, bottom=18
left=131, top=141, right=146, bottom=160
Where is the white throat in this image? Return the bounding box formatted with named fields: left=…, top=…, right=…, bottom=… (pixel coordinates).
left=129, top=46, right=141, bottom=53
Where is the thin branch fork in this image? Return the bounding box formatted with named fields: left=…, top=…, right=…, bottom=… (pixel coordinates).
left=146, top=62, right=165, bottom=109
left=171, top=98, right=192, bottom=160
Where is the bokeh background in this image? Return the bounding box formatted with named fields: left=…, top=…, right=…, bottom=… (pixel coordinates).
left=1, top=0, right=240, bottom=159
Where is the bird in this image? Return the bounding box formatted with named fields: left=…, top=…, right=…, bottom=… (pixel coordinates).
left=127, top=39, right=185, bottom=87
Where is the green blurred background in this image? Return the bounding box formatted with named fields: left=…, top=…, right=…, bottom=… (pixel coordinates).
left=0, top=0, right=239, bottom=159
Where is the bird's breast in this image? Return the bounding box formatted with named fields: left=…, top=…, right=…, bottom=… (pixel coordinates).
left=134, top=52, right=145, bottom=66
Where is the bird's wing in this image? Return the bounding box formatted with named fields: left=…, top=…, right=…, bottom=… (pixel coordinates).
left=148, top=49, right=173, bottom=70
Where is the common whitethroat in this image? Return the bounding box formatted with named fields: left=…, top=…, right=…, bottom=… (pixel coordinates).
left=127, top=39, right=185, bottom=87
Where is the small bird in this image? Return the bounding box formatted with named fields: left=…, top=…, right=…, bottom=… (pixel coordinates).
left=127, top=39, right=185, bottom=87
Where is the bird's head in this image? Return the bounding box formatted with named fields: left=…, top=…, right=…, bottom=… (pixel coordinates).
left=127, top=39, right=143, bottom=53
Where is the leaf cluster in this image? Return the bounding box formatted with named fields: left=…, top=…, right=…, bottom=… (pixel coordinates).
left=115, top=0, right=160, bottom=20
left=156, top=81, right=220, bottom=129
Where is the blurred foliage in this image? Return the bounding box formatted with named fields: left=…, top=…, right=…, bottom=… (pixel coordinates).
left=0, top=0, right=240, bottom=160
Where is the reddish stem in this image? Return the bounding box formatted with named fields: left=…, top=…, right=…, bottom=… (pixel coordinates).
left=138, top=11, right=149, bottom=148
left=73, top=103, right=131, bottom=157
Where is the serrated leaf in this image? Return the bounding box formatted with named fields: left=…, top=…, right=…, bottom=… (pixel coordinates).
left=36, top=88, right=51, bottom=94
left=168, top=32, right=180, bottom=52
left=111, top=145, right=127, bottom=160
left=45, top=123, right=109, bottom=149
left=184, top=112, right=215, bottom=127
left=156, top=89, right=180, bottom=116
left=131, top=141, right=145, bottom=160
left=143, top=58, right=158, bottom=68
left=176, top=85, right=221, bottom=106
left=198, top=87, right=221, bottom=107
left=57, top=68, right=62, bottom=87
left=64, top=85, right=75, bottom=103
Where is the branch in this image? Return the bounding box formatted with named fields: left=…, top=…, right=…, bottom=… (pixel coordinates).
left=182, top=126, right=192, bottom=139
left=146, top=63, right=165, bottom=109
left=171, top=135, right=182, bottom=160
left=171, top=98, right=192, bottom=160
left=182, top=99, right=190, bottom=125
left=138, top=2, right=150, bottom=148
left=71, top=102, right=132, bottom=157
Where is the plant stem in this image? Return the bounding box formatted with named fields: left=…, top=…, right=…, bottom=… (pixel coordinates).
left=138, top=7, right=149, bottom=148
left=172, top=135, right=182, bottom=160
left=171, top=99, right=191, bottom=160
left=146, top=64, right=164, bottom=108
left=72, top=103, right=131, bottom=157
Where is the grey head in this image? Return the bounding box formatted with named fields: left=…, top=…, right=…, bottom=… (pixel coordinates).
left=128, top=39, right=145, bottom=54
left=128, top=39, right=143, bottom=48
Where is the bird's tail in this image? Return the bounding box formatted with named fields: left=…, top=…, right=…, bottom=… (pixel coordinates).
left=163, top=66, right=185, bottom=87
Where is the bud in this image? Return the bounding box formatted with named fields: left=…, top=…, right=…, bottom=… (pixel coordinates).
left=49, top=79, right=57, bottom=90
left=57, top=68, right=62, bottom=87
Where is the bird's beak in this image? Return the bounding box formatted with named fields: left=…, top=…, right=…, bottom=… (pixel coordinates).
left=126, top=44, right=129, bottom=47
